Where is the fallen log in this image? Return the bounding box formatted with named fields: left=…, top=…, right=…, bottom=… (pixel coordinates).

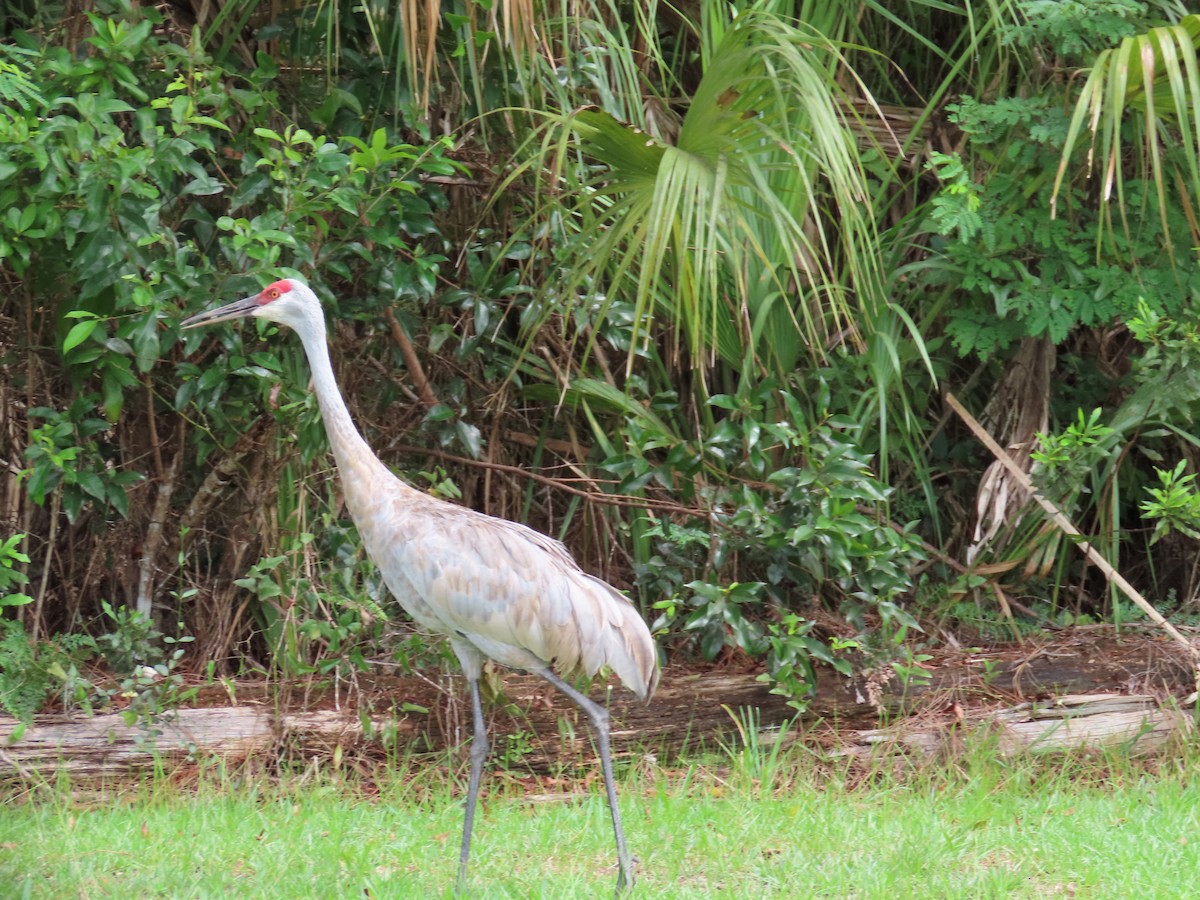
left=0, top=708, right=399, bottom=780
left=0, top=671, right=798, bottom=780
left=849, top=693, right=1196, bottom=758
left=0, top=630, right=1195, bottom=780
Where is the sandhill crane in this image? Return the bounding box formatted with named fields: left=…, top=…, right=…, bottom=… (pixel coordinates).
left=183, top=277, right=659, bottom=894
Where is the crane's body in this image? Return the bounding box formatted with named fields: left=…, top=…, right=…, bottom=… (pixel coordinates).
left=332, top=415, right=656, bottom=695
left=184, top=278, right=658, bottom=894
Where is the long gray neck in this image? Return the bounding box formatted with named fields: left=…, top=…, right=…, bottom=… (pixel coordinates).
left=296, top=321, right=396, bottom=487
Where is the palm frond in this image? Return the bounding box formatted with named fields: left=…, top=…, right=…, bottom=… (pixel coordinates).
left=518, top=10, right=885, bottom=384
left=1052, top=15, right=1200, bottom=252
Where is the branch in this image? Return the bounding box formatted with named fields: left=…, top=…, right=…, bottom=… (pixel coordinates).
left=382, top=308, right=437, bottom=409
left=945, top=391, right=1200, bottom=685
left=136, top=449, right=181, bottom=620
left=388, top=442, right=706, bottom=518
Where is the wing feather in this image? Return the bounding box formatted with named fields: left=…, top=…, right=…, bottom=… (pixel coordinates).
left=365, top=494, right=657, bottom=699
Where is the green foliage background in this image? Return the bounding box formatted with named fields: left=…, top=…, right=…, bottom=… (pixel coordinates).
left=4, top=0, right=1200, bottom=716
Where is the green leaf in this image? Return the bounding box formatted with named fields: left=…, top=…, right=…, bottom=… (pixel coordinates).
left=75, top=470, right=106, bottom=501
left=181, top=175, right=225, bottom=196
left=102, top=368, right=127, bottom=421
left=108, top=487, right=129, bottom=519
left=95, top=98, right=135, bottom=115
left=187, top=115, right=231, bottom=132
left=62, top=489, right=82, bottom=523
left=456, top=421, right=483, bottom=459
left=62, top=319, right=98, bottom=353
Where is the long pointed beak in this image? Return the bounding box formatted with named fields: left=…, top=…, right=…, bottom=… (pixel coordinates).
left=182, top=295, right=261, bottom=329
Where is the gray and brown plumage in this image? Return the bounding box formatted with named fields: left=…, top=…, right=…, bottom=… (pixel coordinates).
left=184, top=277, right=659, bottom=894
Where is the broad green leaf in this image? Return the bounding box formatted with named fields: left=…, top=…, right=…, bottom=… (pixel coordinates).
left=62, top=318, right=98, bottom=353
left=75, top=470, right=106, bottom=501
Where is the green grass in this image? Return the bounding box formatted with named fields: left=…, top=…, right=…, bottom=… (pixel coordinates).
left=3, top=742, right=1200, bottom=898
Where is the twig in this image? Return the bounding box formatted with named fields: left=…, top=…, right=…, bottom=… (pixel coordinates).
left=858, top=502, right=966, bottom=575
left=363, top=354, right=422, bottom=405
left=945, top=391, right=1200, bottom=686
left=419, top=175, right=486, bottom=187
left=382, top=308, right=437, bottom=409
left=388, top=442, right=706, bottom=518
left=503, top=429, right=585, bottom=457
left=31, top=492, right=59, bottom=643
left=144, top=373, right=165, bottom=480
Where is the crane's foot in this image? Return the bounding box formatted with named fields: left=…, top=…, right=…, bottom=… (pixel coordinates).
left=614, top=854, right=639, bottom=896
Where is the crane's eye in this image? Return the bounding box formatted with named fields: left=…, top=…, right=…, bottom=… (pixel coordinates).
left=268, top=289, right=279, bottom=299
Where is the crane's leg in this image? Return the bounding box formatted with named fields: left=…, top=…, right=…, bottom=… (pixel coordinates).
left=457, top=675, right=489, bottom=894
left=536, top=669, right=634, bottom=895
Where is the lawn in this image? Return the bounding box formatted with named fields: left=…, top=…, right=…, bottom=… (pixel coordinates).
left=3, top=740, right=1199, bottom=898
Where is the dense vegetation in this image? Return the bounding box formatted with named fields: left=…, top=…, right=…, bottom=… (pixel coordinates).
left=3, top=0, right=1200, bottom=721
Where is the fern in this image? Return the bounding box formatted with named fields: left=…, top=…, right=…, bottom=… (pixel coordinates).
left=0, top=45, right=44, bottom=112
left=0, top=621, right=51, bottom=721
left=0, top=620, right=99, bottom=722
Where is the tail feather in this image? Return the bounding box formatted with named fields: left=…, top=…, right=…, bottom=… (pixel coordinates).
left=584, top=575, right=660, bottom=701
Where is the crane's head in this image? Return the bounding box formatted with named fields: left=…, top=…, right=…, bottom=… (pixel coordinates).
left=183, top=278, right=324, bottom=337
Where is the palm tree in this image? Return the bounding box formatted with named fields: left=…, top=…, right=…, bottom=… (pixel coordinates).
left=511, top=8, right=887, bottom=401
